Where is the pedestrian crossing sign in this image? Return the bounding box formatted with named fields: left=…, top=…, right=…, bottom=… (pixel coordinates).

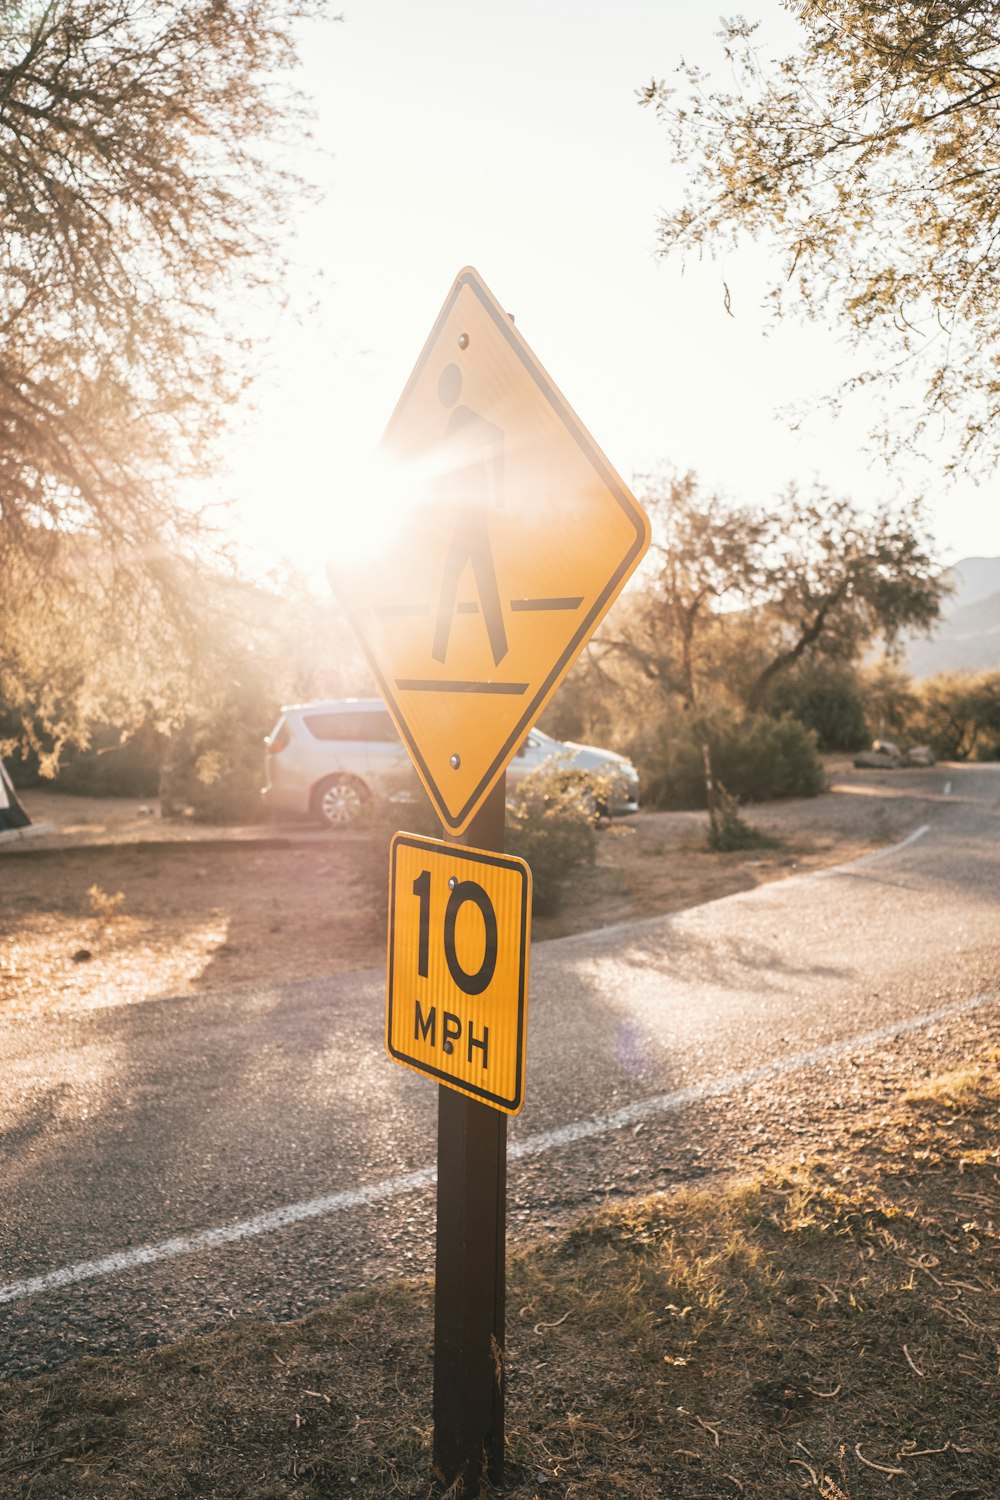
left=328, top=266, right=650, bottom=834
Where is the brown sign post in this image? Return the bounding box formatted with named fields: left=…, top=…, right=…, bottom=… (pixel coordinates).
left=433, top=781, right=509, bottom=1492
left=329, top=267, right=649, bottom=1494
left=386, top=808, right=529, bottom=1491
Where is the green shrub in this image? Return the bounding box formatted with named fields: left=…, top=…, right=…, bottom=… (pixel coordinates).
left=505, top=764, right=607, bottom=914
left=762, top=663, right=869, bottom=751
left=631, top=709, right=825, bottom=811
left=54, top=724, right=164, bottom=797
left=351, top=767, right=603, bottom=919
left=159, top=690, right=274, bottom=824
left=910, top=671, right=1000, bottom=761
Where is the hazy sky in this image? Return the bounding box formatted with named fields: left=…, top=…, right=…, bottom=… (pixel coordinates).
left=230, top=1, right=999, bottom=576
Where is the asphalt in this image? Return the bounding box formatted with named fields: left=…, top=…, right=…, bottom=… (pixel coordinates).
left=1, top=764, right=998, bottom=1383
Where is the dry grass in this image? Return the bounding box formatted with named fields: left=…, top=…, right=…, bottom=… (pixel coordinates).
left=2, top=1053, right=997, bottom=1497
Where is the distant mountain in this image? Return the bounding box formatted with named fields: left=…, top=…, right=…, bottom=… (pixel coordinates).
left=902, top=556, right=1000, bottom=678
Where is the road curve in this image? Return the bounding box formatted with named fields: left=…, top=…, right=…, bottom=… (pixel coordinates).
left=1, top=764, right=997, bottom=1382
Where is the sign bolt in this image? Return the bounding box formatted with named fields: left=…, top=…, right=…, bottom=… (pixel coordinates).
left=450, top=753, right=461, bottom=769
left=448, top=876, right=458, bottom=890
left=458, top=333, right=469, bottom=349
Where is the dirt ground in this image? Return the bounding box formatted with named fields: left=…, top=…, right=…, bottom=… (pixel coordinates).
left=0, top=761, right=927, bottom=1018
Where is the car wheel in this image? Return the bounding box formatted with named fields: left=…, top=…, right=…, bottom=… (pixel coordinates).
left=311, top=774, right=369, bottom=827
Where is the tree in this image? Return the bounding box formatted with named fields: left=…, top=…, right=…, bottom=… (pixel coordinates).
left=600, top=471, right=776, bottom=831
left=606, top=472, right=944, bottom=718
left=762, top=660, right=869, bottom=752
left=606, top=472, right=772, bottom=713
left=742, top=487, right=944, bottom=712
left=0, top=0, right=327, bottom=760
left=912, top=670, right=1000, bottom=760
left=604, top=473, right=943, bottom=829
left=641, top=2, right=1000, bottom=471
left=858, top=657, right=919, bottom=741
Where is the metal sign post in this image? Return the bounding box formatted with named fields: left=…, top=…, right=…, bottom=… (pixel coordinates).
left=433, top=777, right=508, bottom=1494
left=385, top=786, right=525, bottom=1491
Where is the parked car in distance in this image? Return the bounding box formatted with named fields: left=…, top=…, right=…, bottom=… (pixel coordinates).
left=262, top=699, right=640, bottom=827
left=262, top=698, right=419, bottom=826
left=853, top=739, right=903, bottom=769
left=852, top=739, right=936, bottom=769
left=508, top=727, right=640, bottom=817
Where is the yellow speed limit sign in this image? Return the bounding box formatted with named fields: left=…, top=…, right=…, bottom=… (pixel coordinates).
left=387, top=832, right=531, bottom=1114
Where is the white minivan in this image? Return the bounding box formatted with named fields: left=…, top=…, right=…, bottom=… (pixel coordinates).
left=262, top=698, right=640, bottom=827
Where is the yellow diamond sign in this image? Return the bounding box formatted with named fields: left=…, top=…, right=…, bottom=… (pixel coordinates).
left=387, top=833, right=531, bottom=1113
left=329, top=266, right=650, bottom=834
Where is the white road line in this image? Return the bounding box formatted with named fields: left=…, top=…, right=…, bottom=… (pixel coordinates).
left=1, top=990, right=994, bottom=1308
left=944, top=780, right=952, bottom=796
left=813, top=821, right=930, bottom=873
left=0, top=1168, right=434, bottom=1307
left=559, top=822, right=936, bottom=942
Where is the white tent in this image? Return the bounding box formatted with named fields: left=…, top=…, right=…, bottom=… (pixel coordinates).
left=0, top=757, right=31, bottom=833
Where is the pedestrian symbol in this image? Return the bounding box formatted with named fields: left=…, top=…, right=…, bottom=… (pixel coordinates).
left=329, top=267, right=650, bottom=834
left=431, top=362, right=508, bottom=668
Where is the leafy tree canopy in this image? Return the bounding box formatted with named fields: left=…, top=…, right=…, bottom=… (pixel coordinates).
left=912, top=669, right=1000, bottom=760
left=0, top=0, right=327, bottom=757
left=605, top=471, right=944, bottom=715
left=642, top=2, right=1000, bottom=471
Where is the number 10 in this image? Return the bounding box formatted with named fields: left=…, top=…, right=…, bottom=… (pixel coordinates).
left=412, top=869, right=499, bottom=996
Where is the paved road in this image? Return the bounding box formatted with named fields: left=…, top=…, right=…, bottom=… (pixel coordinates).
left=1, top=765, right=998, bottom=1382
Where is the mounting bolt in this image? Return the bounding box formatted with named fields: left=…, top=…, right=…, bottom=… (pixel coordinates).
left=448, top=876, right=458, bottom=890
left=458, top=333, right=469, bottom=349
left=450, top=753, right=461, bottom=769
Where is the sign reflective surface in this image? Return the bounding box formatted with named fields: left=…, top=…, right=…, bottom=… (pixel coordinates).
left=330, top=266, right=650, bottom=834
left=387, top=832, right=531, bottom=1113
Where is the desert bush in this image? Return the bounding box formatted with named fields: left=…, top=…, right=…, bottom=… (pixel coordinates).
left=505, top=764, right=607, bottom=914
left=632, top=709, right=825, bottom=810
left=909, top=671, right=1000, bottom=761
left=159, top=686, right=276, bottom=824
left=0, top=713, right=164, bottom=795
left=347, top=788, right=442, bottom=914
left=858, top=659, right=919, bottom=743
left=358, top=790, right=440, bottom=842
left=350, top=766, right=603, bottom=918
left=762, top=662, right=869, bottom=751
left=53, top=722, right=164, bottom=797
